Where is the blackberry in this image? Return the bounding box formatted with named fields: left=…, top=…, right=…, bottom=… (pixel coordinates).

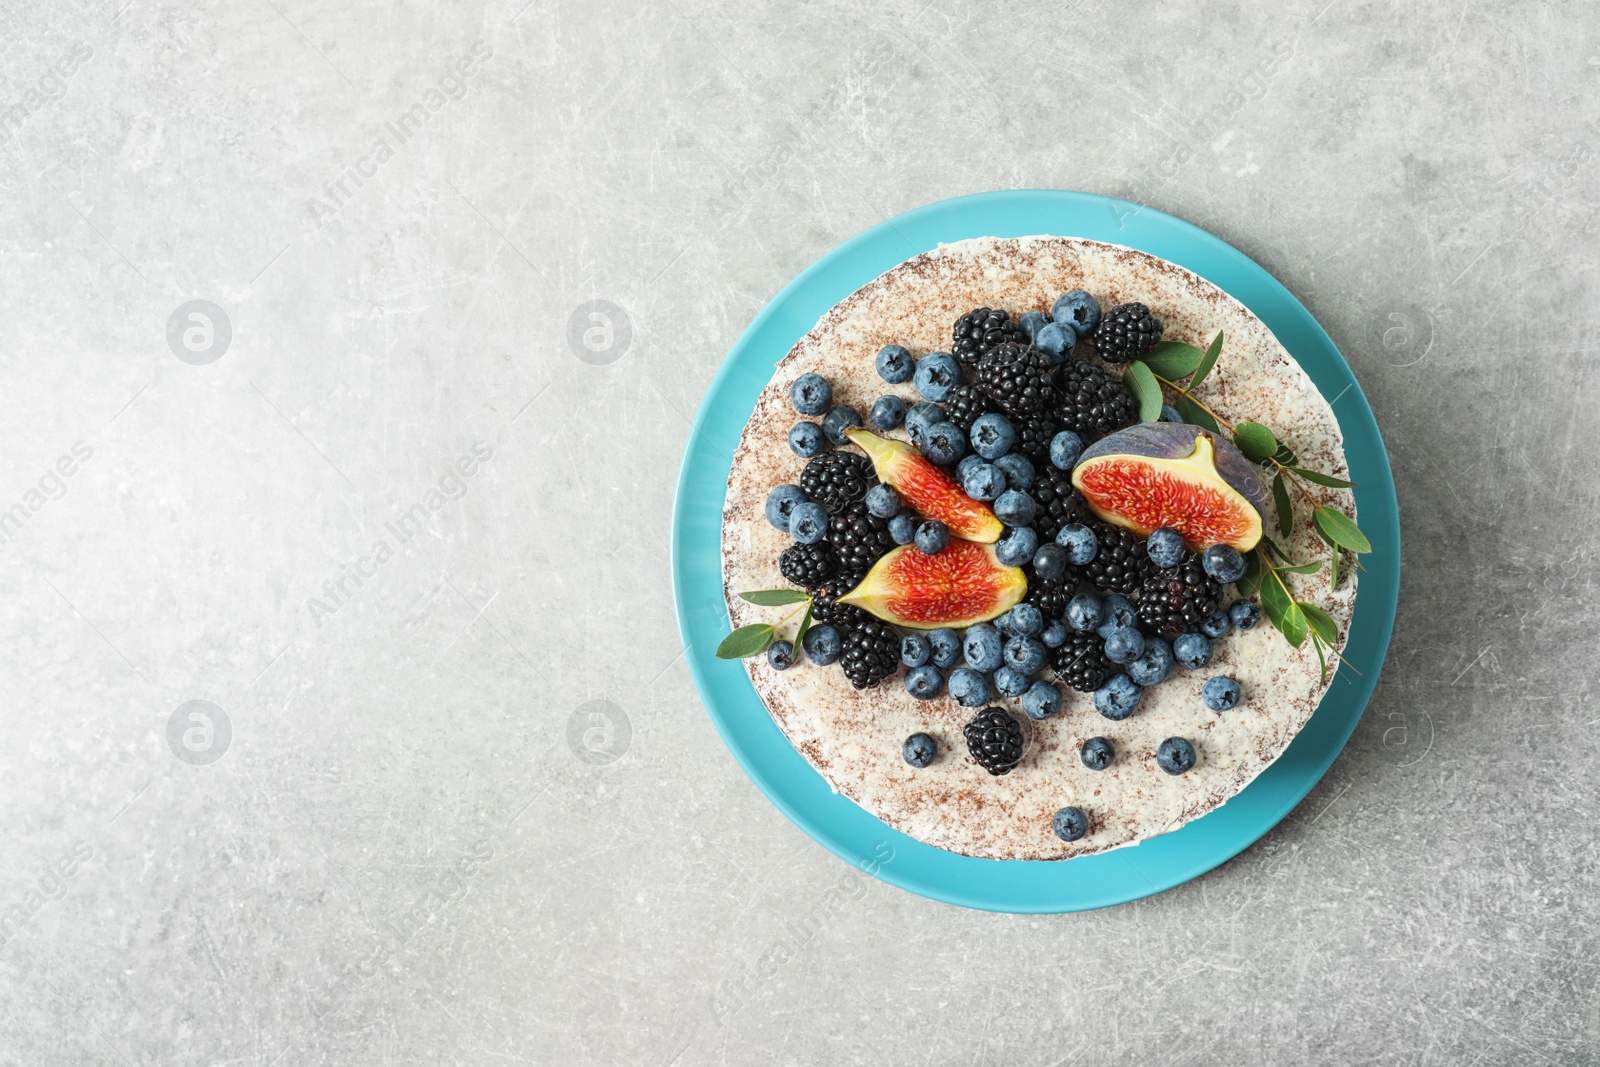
left=962, top=707, right=1026, bottom=776
left=779, top=542, right=838, bottom=588
left=1051, top=359, right=1139, bottom=439
left=974, top=342, right=1055, bottom=418
left=799, top=451, right=875, bottom=511
left=940, top=384, right=993, bottom=433
left=811, top=575, right=868, bottom=630
left=952, top=307, right=1026, bottom=369
left=1082, top=522, right=1153, bottom=595
left=1051, top=630, right=1117, bottom=693
left=1093, top=302, right=1163, bottom=364
left=828, top=501, right=896, bottom=580
left=1012, top=413, right=1059, bottom=465
left=840, top=620, right=900, bottom=690
left=1024, top=574, right=1075, bottom=619
left=1031, top=464, right=1086, bottom=543
left=1136, top=556, right=1223, bottom=639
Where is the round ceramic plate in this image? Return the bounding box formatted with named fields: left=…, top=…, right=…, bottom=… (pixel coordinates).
left=671, top=191, right=1399, bottom=913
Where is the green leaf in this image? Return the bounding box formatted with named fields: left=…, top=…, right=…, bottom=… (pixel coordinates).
left=1312, top=506, right=1372, bottom=553
left=1189, top=330, right=1225, bottom=388
left=792, top=601, right=814, bottom=661
left=1327, top=538, right=1340, bottom=590
left=1142, top=341, right=1205, bottom=380
left=715, top=624, right=776, bottom=659
left=1293, top=467, right=1357, bottom=489
left=1272, top=443, right=1299, bottom=466
left=1272, top=471, right=1293, bottom=538
left=1232, top=421, right=1278, bottom=463
left=1123, top=361, right=1163, bottom=423
left=738, top=589, right=810, bottom=606
left=1299, top=602, right=1339, bottom=646
left=1259, top=571, right=1308, bottom=647
left=1312, top=635, right=1330, bottom=686
left=1173, top=394, right=1220, bottom=433
left=1276, top=561, right=1325, bottom=576
left=1236, top=550, right=1264, bottom=597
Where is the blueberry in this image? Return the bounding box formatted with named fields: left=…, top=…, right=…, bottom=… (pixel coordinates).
left=1021, top=680, right=1063, bottom=720
left=948, top=667, right=991, bottom=708
left=1080, top=736, right=1115, bottom=771
left=920, top=422, right=966, bottom=466
left=1040, top=621, right=1068, bottom=649
left=1034, top=321, right=1076, bottom=365
left=993, top=452, right=1035, bottom=490
left=1199, top=609, right=1232, bottom=639
left=865, top=483, right=901, bottom=519
left=927, top=628, right=961, bottom=669
left=903, top=731, right=936, bottom=768
left=915, top=520, right=950, bottom=555
left=802, top=624, right=842, bottom=665
left=788, top=421, right=825, bottom=458
left=905, top=665, right=945, bottom=701
left=1052, top=290, right=1102, bottom=337
left=1019, top=309, right=1051, bottom=343
left=1202, top=544, right=1247, bottom=583
left=1159, top=404, right=1183, bottom=423
left=1125, top=637, right=1173, bottom=686
left=1103, top=627, right=1146, bottom=665
left=1093, top=673, right=1143, bottom=720
left=994, top=489, right=1036, bottom=527
left=900, top=633, right=931, bottom=668
left=1146, top=527, right=1186, bottom=569
left=1032, top=542, right=1069, bottom=581
left=1173, top=632, right=1211, bottom=670
left=1049, top=430, right=1085, bottom=471
left=788, top=501, right=829, bottom=544
left=1096, top=594, right=1137, bottom=638
left=1003, top=635, right=1047, bottom=675
left=870, top=394, right=906, bottom=431
left=992, top=666, right=1030, bottom=698
left=1001, top=604, right=1044, bottom=637
left=1052, top=806, right=1090, bottom=842
left=1066, top=594, right=1105, bottom=633
left=767, top=640, right=794, bottom=671
left=962, top=461, right=1007, bottom=502
left=913, top=351, right=960, bottom=401
left=1229, top=599, right=1262, bottom=631
left=962, top=623, right=1004, bottom=673
left=969, top=412, right=1016, bottom=460
left=1157, top=737, right=1197, bottom=775
left=790, top=373, right=832, bottom=415
left=888, top=510, right=917, bottom=545
left=1202, top=676, right=1242, bottom=712
left=764, top=484, right=809, bottom=532
left=877, top=344, right=914, bottom=384
left=995, top=525, right=1038, bottom=567
left=822, top=405, right=861, bottom=445
left=905, top=402, right=945, bottom=443
left=1056, top=523, right=1098, bottom=565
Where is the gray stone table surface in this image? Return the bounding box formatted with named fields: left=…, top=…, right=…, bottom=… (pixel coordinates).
left=0, top=0, right=1594, bottom=1063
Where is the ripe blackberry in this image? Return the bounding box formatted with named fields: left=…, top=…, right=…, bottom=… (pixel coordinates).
left=828, top=501, right=896, bottom=580
left=799, top=451, right=875, bottom=511
left=1052, top=359, right=1139, bottom=439
left=840, top=620, right=900, bottom=690
left=1052, top=629, right=1117, bottom=693
left=1136, top=556, right=1223, bottom=639
left=952, top=307, right=1026, bottom=369
left=963, top=707, right=1026, bottom=776
left=1024, top=574, right=1075, bottom=619
left=940, top=384, right=993, bottom=432
left=810, top=574, right=868, bottom=630
left=779, top=542, right=838, bottom=588
left=1031, top=465, right=1086, bottom=543
left=974, top=342, right=1055, bottom=418
left=1093, top=302, right=1164, bottom=364
left=1012, top=413, right=1059, bottom=465
left=1082, top=522, right=1153, bottom=595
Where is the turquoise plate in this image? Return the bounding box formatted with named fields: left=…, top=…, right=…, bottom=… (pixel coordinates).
left=670, top=191, right=1398, bottom=913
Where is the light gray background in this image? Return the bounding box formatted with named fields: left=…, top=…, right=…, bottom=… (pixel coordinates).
left=0, top=1, right=1593, bottom=1064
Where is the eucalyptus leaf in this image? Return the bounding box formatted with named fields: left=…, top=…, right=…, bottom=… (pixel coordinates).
left=1142, top=341, right=1205, bottom=380
left=1271, top=471, right=1293, bottom=538
left=1312, top=636, right=1330, bottom=686
left=1272, top=443, right=1299, bottom=466
left=1190, top=330, right=1225, bottom=388
left=1276, top=561, right=1325, bottom=576
left=792, top=601, right=814, bottom=661
left=1237, top=550, right=1264, bottom=598
left=1312, top=506, right=1372, bottom=553
left=1124, top=361, right=1164, bottom=423
left=1293, top=467, right=1357, bottom=489
left=715, top=624, right=776, bottom=659
left=1299, top=602, right=1339, bottom=645
left=738, top=589, right=811, bottom=606
left=1173, top=394, right=1220, bottom=433
left=1259, top=573, right=1308, bottom=647
left=1327, top=538, right=1340, bottom=589
left=1232, top=422, right=1277, bottom=463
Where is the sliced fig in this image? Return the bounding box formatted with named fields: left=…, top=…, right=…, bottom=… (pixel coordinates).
left=1071, top=423, right=1267, bottom=551
left=845, top=428, right=1002, bottom=544
left=838, top=540, right=1025, bottom=629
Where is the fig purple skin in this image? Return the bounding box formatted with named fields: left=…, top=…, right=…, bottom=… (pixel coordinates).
left=1076, top=423, right=1270, bottom=515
